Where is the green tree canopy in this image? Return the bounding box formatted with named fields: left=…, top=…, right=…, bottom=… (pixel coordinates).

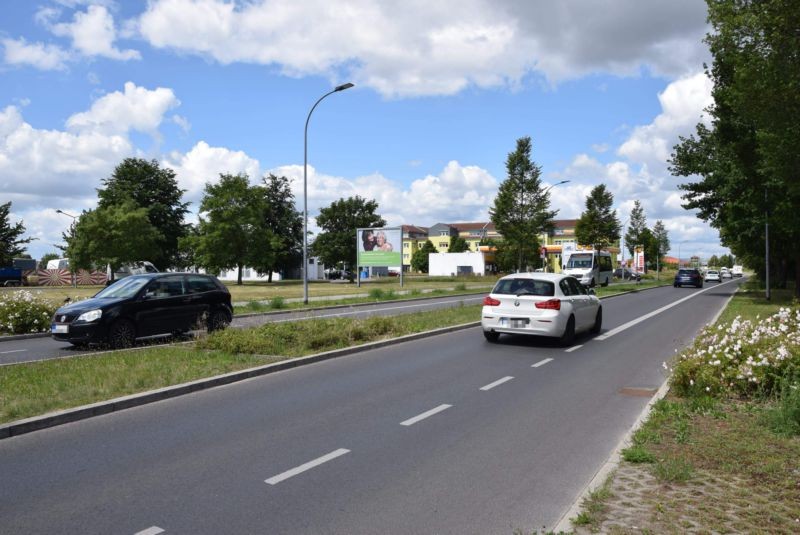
left=489, top=137, right=556, bottom=272
left=192, top=174, right=259, bottom=285
left=575, top=185, right=621, bottom=253
left=0, top=202, right=33, bottom=266
left=708, top=254, right=720, bottom=268
left=411, top=240, right=438, bottom=273
left=67, top=200, right=162, bottom=276
left=448, top=235, right=470, bottom=253
left=312, top=196, right=385, bottom=275
left=98, top=158, right=189, bottom=270
left=670, top=0, right=800, bottom=295
left=651, top=220, right=670, bottom=269
left=624, top=200, right=647, bottom=257
left=249, top=174, right=303, bottom=282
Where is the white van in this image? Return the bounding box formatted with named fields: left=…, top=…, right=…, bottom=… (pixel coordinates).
left=563, top=251, right=614, bottom=287
left=732, top=265, right=743, bottom=277
left=46, top=258, right=70, bottom=270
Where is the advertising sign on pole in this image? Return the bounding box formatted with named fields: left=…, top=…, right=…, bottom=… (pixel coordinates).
left=357, top=227, right=402, bottom=267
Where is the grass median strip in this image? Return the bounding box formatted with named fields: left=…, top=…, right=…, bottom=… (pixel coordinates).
left=0, top=304, right=480, bottom=425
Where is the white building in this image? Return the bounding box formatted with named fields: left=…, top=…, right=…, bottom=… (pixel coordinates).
left=428, top=252, right=486, bottom=276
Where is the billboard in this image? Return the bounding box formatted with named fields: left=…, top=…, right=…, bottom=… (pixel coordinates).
left=357, top=227, right=402, bottom=267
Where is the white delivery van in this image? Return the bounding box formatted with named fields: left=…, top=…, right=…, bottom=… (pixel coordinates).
left=732, top=265, right=743, bottom=277
left=563, top=251, right=614, bottom=287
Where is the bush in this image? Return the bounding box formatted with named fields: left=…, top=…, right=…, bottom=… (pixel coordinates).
left=0, top=290, right=59, bottom=335
left=669, top=307, right=800, bottom=399
left=269, top=296, right=286, bottom=310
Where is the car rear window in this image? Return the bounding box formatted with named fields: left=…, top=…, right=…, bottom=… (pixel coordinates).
left=678, top=269, right=697, bottom=275
left=492, top=278, right=555, bottom=296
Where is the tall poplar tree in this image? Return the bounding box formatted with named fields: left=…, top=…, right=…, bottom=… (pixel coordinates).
left=575, top=185, right=621, bottom=254
left=624, top=200, right=647, bottom=257
left=489, top=137, right=556, bottom=272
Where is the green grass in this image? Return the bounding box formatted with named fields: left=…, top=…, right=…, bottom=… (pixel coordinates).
left=0, top=347, right=281, bottom=424
left=0, top=304, right=480, bottom=424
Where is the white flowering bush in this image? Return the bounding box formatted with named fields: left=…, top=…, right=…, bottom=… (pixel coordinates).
left=669, top=307, right=800, bottom=398
left=0, top=290, right=59, bottom=335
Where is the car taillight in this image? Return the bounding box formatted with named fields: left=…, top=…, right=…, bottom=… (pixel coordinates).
left=535, top=299, right=561, bottom=310
left=483, top=296, right=501, bottom=306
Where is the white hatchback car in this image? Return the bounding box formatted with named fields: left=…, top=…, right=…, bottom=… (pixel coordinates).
left=481, top=273, right=602, bottom=345
left=705, top=270, right=721, bottom=282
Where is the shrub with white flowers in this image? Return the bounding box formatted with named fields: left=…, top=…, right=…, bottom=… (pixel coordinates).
left=0, top=290, right=59, bottom=335
left=669, top=307, right=800, bottom=398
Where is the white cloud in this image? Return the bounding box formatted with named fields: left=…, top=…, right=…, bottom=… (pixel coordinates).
left=137, top=0, right=709, bottom=98
left=66, top=81, right=180, bottom=136
left=164, top=141, right=261, bottom=204
left=2, top=38, right=71, bottom=71
left=51, top=5, right=140, bottom=61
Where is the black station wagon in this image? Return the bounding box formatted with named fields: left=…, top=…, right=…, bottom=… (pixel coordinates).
left=51, top=273, right=232, bottom=348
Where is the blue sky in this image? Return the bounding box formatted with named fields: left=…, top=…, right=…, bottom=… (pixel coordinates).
left=1, top=0, right=728, bottom=262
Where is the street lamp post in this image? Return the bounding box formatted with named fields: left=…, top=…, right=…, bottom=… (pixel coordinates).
left=303, top=83, right=354, bottom=305
left=765, top=188, right=770, bottom=301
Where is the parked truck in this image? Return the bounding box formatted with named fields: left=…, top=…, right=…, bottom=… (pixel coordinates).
left=0, top=266, right=24, bottom=286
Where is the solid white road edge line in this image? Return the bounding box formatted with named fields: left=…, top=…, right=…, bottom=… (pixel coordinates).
left=595, top=279, right=738, bottom=341
left=134, top=527, right=165, bottom=535
left=479, top=376, right=514, bottom=391
left=531, top=358, right=553, bottom=368
left=565, top=345, right=583, bottom=353
left=0, top=349, right=26, bottom=354
left=265, top=448, right=351, bottom=485
left=400, top=404, right=452, bottom=426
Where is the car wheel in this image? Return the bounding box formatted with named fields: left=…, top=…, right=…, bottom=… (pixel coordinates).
left=591, top=307, right=602, bottom=334
left=108, top=319, right=135, bottom=349
left=559, top=316, right=576, bottom=347
left=483, top=330, right=500, bottom=343
left=207, top=309, right=230, bottom=333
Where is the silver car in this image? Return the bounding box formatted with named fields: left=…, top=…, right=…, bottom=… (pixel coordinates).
left=705, top=270, right=721, bottom=282
left=481, top=273, right=602, bottom=346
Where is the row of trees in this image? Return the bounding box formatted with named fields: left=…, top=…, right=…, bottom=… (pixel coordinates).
left=708, top=254, right=736, bottom=269
left=624, top=200, right=671, bottom=270
left=670, top=0, right=799, bottom=296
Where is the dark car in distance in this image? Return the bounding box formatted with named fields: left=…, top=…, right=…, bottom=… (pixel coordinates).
left=51, top=273, right=232, bottom=348
left=673, top=268, right=703, bottom=288
left=613, top=267, right=641, bottom=281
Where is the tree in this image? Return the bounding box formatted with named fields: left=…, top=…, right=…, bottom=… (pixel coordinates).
left=192, top=174, right=259, bottom=285
left=489, top=137, right=556, bottom=272
left=411, top=240, right=438, bottom=273
left=67, top=200, right=162, bottom=276
left=624, top=200, right=648, bottom=257
left=250, top=174, right=303, bottom=282
left=0, top=202, right=33, bottom=266
left=98, top=158, right=189, bottom=270
left=651, top=220, right=670, bottom=271
left=312, top=196, right=385, bottom=277
left=708, top=254, right=720, bottom=268
left=448, top=235, right=470, bottom=253
left=670, top=0, right=800, bottom=296
left=575, top=185, right=621, bottom=254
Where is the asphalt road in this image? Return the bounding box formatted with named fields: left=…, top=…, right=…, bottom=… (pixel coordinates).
left=0, top=279, right=742, bottom=534
left=0, top=294, right=486, bottom=366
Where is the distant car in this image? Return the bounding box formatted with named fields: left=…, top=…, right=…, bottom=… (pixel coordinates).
left=481, top=273, right=602, bottom=346
left=674, top=268, right=703, bottom=288
left=613, top=267, right=641, bottom=281
left=705, top=270, right=721, bottom=283
left=732, top=265, right=743, bottom=277
left=51, top=273, right=232, bottom=348
left=721, top=270, right=732, bottom=279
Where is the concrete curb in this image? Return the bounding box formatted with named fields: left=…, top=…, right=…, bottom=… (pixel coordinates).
left=0, top=321, right=480, bottom=440
left=552, top=282, right=741, bottom=533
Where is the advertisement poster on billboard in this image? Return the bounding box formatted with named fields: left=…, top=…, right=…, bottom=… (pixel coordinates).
left=357, top=227, right=402, bottom=267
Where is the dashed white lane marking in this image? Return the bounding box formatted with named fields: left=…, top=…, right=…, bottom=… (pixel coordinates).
left=265, top=448, right=350, bottom=485
left=531, top=358, right=553, bottom=368
left=400, top=404, right=452, bottom=426
left=0, top=349, right=26, bottom=354
left=135, top=527, right=164, bottom=535
left=565, top=345, right=583, bottom=353
left=595, top=278, right=738, bottom=341
left=480, top=376, right=514, bottom=391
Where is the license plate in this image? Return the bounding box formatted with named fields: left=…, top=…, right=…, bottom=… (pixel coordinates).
left=51, top=324, right=68, bottom=334
left=510, top=319, right=528, bottom=328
